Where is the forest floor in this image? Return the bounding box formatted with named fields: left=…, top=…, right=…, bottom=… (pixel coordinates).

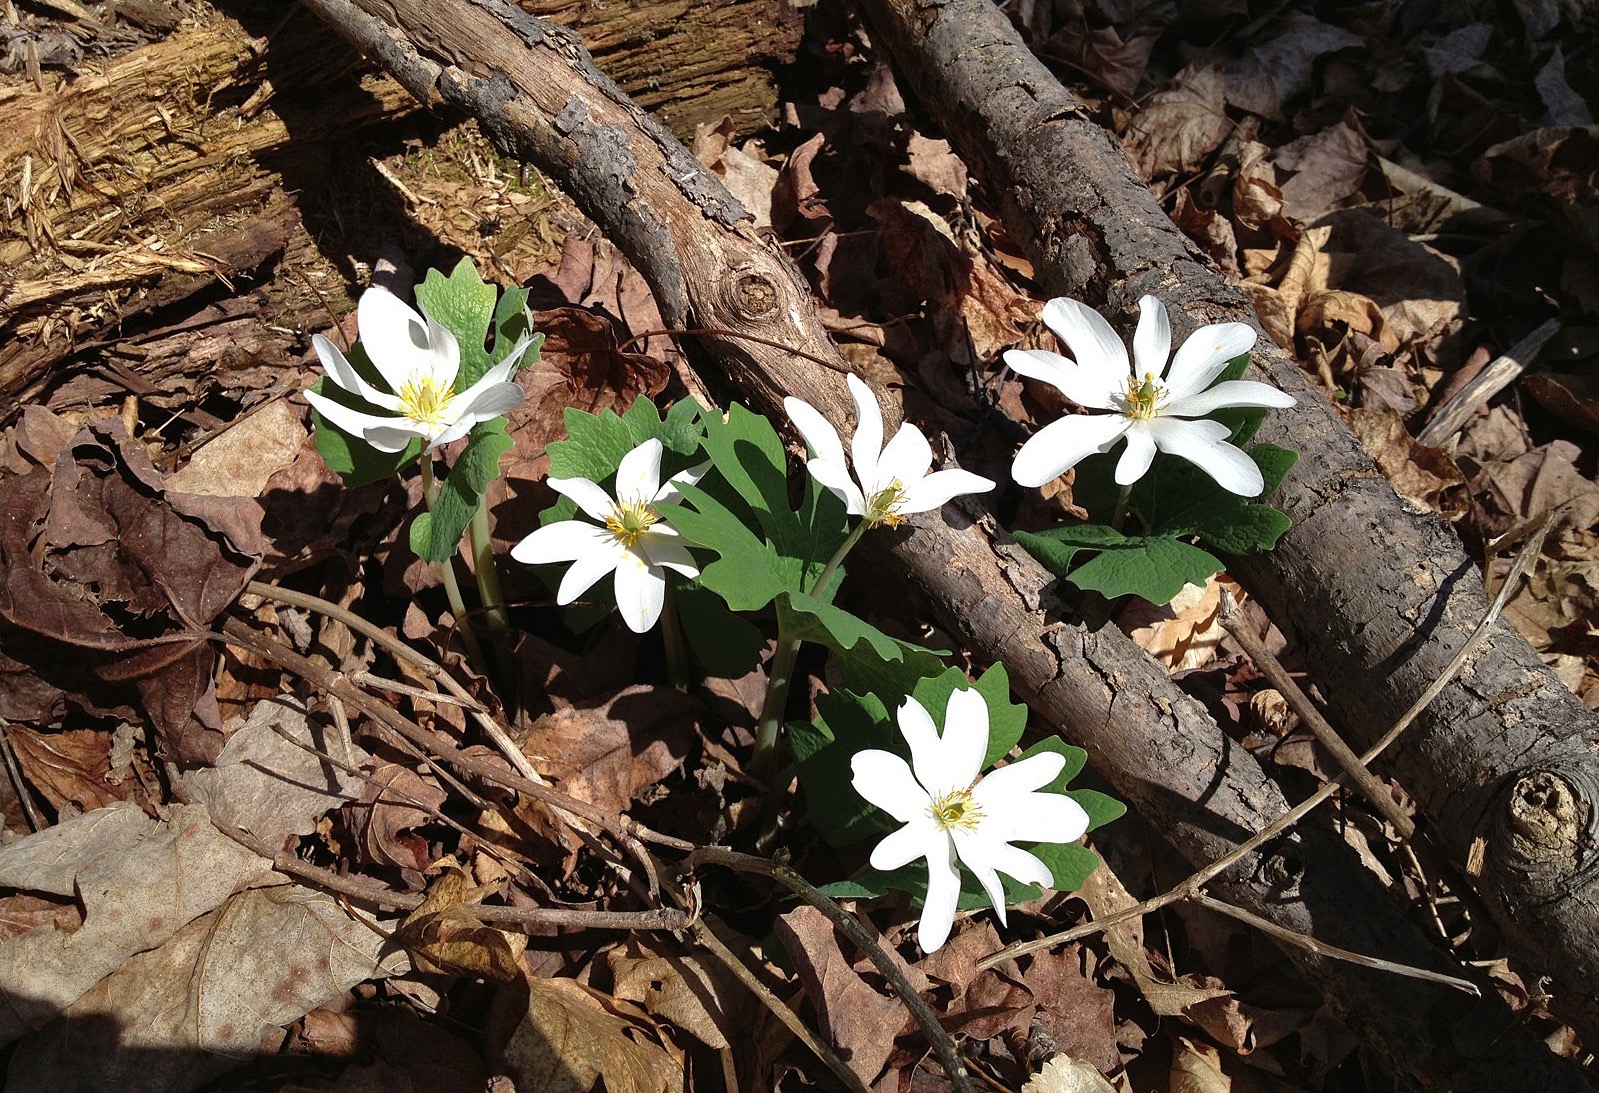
left=0, top=0, right=1596, bottom=1090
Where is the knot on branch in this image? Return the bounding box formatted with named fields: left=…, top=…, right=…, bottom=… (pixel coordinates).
left=1483, top=765, right=1599, bottom=903
left=728, top=270, right=779, bottom=321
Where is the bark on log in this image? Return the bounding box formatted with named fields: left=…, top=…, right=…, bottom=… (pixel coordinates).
left=292, top=0, right=1587, bottom=1087
left=0, top=0, right=800, bottom=405
left=850, top=0, right=1599, bottom=1050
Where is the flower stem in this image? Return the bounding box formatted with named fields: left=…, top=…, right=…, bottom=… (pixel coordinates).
left=1109, top=483, right=1134, bottom=533
left=467, top=500, right=510, bottom=632
left=661, top=585, right=689, bottom=691
left=421, top=458, right=487, bottom=673
left=750, top=520, right=870, bottom=841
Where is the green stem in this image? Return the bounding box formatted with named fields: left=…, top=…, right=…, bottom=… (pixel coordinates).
left=468, top=501, right=510, bottom=631
left=421, top=458, right=487, bottom=673
left=750, top=520, right=871, bottom=838
left=1109, top=482, right=1134, bottom=533
left=660, top=585, right=689, bottom=691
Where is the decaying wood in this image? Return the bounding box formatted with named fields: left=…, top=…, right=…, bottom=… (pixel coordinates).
left=0, top=0, right=801, bottom=406
left=852, top=0, right=1599, bottom=1053
left=292, top=0, right=1586, bottom=1087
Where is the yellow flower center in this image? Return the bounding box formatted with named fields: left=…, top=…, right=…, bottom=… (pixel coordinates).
left=605, top=500, right=660, bottom=549
left=865, top=478, right=909, bottom=529
left=398, top=373, right=457, bottom=426
left=1122, top=371, right=1167, bottom=421
left=929, top=788, right=983, bottom=832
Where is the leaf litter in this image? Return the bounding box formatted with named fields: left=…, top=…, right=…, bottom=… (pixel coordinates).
left=0, top=0, right=1596, bottom=1090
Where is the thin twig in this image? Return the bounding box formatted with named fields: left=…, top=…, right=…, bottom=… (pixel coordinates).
left=0, top=719, right=45, bottom=832
left=1416, top=319, right=1560, bottom=448
left=1192, top=894, right=1479, bottom=994
left=686, top=846, right=977, bottom=1093
left=979, top=514, right=1555, bottom=970
left=1219, top=592, right=1416, bottom=839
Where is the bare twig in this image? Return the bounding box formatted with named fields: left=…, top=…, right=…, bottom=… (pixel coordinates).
left=979, top=514, right=1555, bottom=970
left=1415, top=319, right=1560, bottom=447
left=1219, top=592, right=1416, bottom=839
left=686, top=845, right=977, bottom=1093
left=0, top=719, right=45, bottom=832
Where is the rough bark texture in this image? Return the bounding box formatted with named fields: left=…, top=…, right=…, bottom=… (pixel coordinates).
left=852, top=0, right=1599, bottom=1050
left=0, top=0, right=800, bottom=405
left=293, top=0, right=1587, bottom=1087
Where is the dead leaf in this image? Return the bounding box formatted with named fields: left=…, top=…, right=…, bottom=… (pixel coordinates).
left=609, top=934, right=750, bottom=1050
left=1345, top=408, right=1467, bottom=518
left=1466, top=439, right=1599, bottom=538
left=1474, top=125, right=1599, bottom=205
left=1118, top=576, right=1232, bottom=671
left=1526, top=369, right=1599, bottom=435
left=393, top=861, right=525, bottom=981
left=1271, top=120, right=1373, bottom=222
left=166, top=398, right=306, bottom=498
left=1170, top=1035, right=1231, bottom=1092
left=496, top=974, right=684, bottom=1093
left=1040, top=21, right=1156, bottom=98
left=1223, top=13, right=1361, bottom=119
left=4, top=886, right=405, bottom=1093
left=336, top=762, right=449, bottom=875
left=775, top=904, right=910, bottom=1085
left=1022, top=1054, right=1116, bottom=1093
left=4, top=726, right=123, bottom=814
left=1124, top=63, right=1231, bottom=178
left=903, top=133, right=970, bottom=200
left=693, top=116, right=779, bottom=229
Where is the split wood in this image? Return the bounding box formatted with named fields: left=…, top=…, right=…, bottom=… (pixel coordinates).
left=981, top=512, right=1553, bottom=972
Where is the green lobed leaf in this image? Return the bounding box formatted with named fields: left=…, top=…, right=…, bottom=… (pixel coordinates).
left=415, top=257, right=497, bottom=387
left=792, top=689, right=899, bottom=846
left=674, top=584, right=765, bottom=677
left=668, top=483, right=799, bottom=611
left=778, top=591, right=945, bottom=695
left=409, top=418, right=514, bottom=562
left=548, top=398, right=703, bottom=482
left=910, top=663, right=1028, bottom=765
left=1016, top=525, right=1222, bottom=604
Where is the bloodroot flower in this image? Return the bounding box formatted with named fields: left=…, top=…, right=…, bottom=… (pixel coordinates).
left=850, top=689, right=1090, bottom=954
left=510, top=438, right=705, bottom=634
left=784, top=375, right=994, bottom=529
left=303, top=286, right=532, bottom=454
left=1005, top=295, right=1294, bottom=496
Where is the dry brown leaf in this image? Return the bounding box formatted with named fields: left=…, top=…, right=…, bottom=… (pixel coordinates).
left=4, top=725, right=123, bottom=814
left=1474, top=125, right=1599, bottom=205
left=1040, top=21, right=1156, bottom=98
left=394, top=861, right=525, bottom=981
left=496, top=975, right=683, bottom=1093
left=1022, top=1053, right=1117, bottom=1093
left=693, top=116, right=778, bottom=229
left=609, top=934, right=750, bottom=1050
left=1467, top=439, right=1599, bottom=539
left=1118, top=575, right=1232, bottom=671
left=1271, top=120, right=1373, bottom=222
left=774, top=904, right=910, bottom=1085
left=1223, top=13, right=1361, bottom=119
left=1345, top=408, right=1467, bottom=518
left=166, top=398, right=306, bottom=498
left=336, top=762, right=449, bottom=874
left=1170, top=1035, right=1232, bottom=1092
left=1123, top=63, right=1231, bottom=179
left=903, top=132, right=970, bottom=200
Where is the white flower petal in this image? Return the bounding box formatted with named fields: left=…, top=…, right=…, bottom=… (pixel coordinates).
left=969, top=836, right=1056, bottom=890
left=548, top=476, right=618, bottom=523
left=1041, top=297, right=1132, bottom=393
left=615, top=439, right=665, bottom=505
left=638, top=528, right=700, bottom=578
left=895, top=696, right=947, bottom=792
left=784, top=396, right=847, bottom=467
left=851, top=750, right=932, bottom=822
left=420, top=418, right=470, bottom=452
left=917, top=834, right=962, bottom=953
left=940, top=688, right=991, bottom=786
left=805, top=457, right=868, bottom=516
left=868, top=816, right=943, bottom=871
left=556, top=539, right=628, bottom=605
left=612, top=547, right=667, bottom=632
left=1164, top=322, right=1256, bottom=400
left=982, top=791, right=1090, bottom=845
left=312, top=334, right=398, bottom=410
left=1165, top=379, right=1296, bottom=418
left=1010, top=413, right=1132, bottom=488
left=457, top=381, right=527, bottom=424
left=655, top=460, right=712, bottom=505
left=359, top=287, right=450, bottom=391
left=1132, top=296, right=1172, bottom=379
left=1114, top=423, right=1158, bottom=485
left=973, top=751, right=1065, bottom=798
left=1004, top=349, right=1120, bottom=411
left=847, top=374, right=885, bottom=495
left=1144, top=416, right=1265, bottom=496
left=510, top=520, right=613, bottom=565
left=364, top=424, right=429, bottom=454
left=897, top=469, right=995, bottom=515
left=950, top=826, right=1009, bottom=921
left=302, top=389, right=418, bottom=450
left=875, top=423, right=933, bottom=496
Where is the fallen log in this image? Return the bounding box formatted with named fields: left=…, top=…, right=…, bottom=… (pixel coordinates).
left=851, top=0, right=1599, bottom=1050
left=0, top=0, right=800, bottom=405
left=290, top=0, right=1586, bottom=1087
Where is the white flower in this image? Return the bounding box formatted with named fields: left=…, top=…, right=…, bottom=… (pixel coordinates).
left=510, top=438, right=706, bottom=634
left=850, top=689, right=1091, bottom=954
left=302, top=286, right=532, bottom=454
left=784, top=374, right=994, bottom=528
left=1005, top=295, right=1295, bottom=496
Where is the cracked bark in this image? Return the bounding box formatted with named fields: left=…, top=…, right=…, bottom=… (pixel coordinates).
left=852, top=0, right=1599, bottom=1052
left=295, top=0, right=1587, bottom=1086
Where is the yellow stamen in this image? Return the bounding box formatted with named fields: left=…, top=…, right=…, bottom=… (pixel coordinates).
left=605, top=500, right=661, bottom=549
left=929, top=788, right=983, bottom=832
left=1122, top=371, right=1166, bottom=421
left=866, top=478, right=909, bottom=529
left=398, top=373, right=457, bottom=426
